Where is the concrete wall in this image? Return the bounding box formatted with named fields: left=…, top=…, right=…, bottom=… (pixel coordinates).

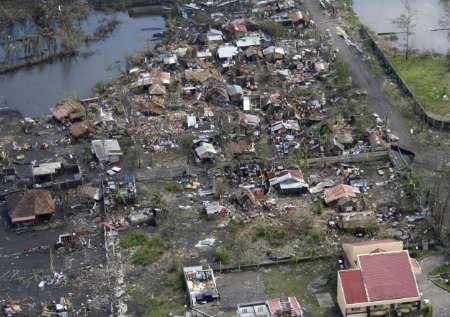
left=359, top=26, right=450, bottom=130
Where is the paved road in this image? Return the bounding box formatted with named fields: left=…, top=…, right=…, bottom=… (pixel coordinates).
left=417, top=256, right=450, bottom=317
left=301, top=0, right=450, bottom=174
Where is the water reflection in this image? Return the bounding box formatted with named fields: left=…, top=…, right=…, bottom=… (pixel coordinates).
left=0, top=11, right=164, bottom=116
left=353, top=0, right=450, bottom=54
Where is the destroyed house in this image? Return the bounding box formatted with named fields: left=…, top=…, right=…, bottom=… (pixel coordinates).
left=91, top=139, right=123, bottom=164
left=271, top=11, right=304, bottom=25
left=7, top=190, right=55, bottom=225
left=270, top=120, right=300, bottom=134
left=323, top=184, right=356, bottom=205
left=337, top=251, right=421, bottom=317
left=32, top=162, right=81, bottom=189
left=49, top=99, right=86, bottom=122
left=236, top=36, right=261, bottom=48
left=103, top=176, right=137, bottom=204
left=268, top=169, right=308, bottom=194
left=0, top=167, right=16, bottom=182
left=237, top=297, right=303, bottom=317
left=183, top=266, right=219, bottom=307
left=227, top=23, right=247, bottom=34
left=207, top=28, right=224, bottom=43
left=194, top=142, right=218, bottom=162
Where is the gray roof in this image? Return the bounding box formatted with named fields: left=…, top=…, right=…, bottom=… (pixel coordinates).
left=91, top=139, right=123, bottom=162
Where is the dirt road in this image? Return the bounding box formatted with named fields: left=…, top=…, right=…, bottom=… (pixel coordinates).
left=301, top=0, right=450, bottom=175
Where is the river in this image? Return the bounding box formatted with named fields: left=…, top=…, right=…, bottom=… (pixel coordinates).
left=0, top=11, right=165, bottom=117
left=353, top=0, right=450, bottom=54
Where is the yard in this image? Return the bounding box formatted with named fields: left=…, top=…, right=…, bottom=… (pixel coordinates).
left=389, top=54, right=450, bottom=116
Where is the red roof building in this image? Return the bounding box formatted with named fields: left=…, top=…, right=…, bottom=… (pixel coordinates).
left=338, top=270, right=368, bottom=305
left=359, top=251, right=420, bottom=302
left=227, top=23, right=247, bottom=33
left=337, top=251, right=421, bottom=317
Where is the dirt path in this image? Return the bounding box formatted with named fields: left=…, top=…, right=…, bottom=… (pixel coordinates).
left=418, top=256, right=450, bottom=316
left=301, top=0, right=450, bottom=175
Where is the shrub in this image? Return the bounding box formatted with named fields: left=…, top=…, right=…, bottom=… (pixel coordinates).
left=164, top=270, right=184, bottom=290
left=119, top=230, right=149, bottom=248
left=165, top=182, right=179, bottom=193
left=131, top=235, right=169, bottom=266
left=254, top=224, right=287, bottom=246
left=215, top=246, right=231, bottom=264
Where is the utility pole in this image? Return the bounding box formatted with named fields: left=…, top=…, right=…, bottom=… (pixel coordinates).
left=49, top=247, right=54, bottom=274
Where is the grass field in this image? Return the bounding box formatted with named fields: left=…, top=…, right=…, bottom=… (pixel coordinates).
left=389, top=54, right=450, bottom=116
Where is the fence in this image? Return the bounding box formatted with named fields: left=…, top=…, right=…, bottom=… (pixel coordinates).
left=212, top=254, right=334, bottom=274
left=359, top=26, right=450, bottom=130
left=302, top=150, right=390, bottom=167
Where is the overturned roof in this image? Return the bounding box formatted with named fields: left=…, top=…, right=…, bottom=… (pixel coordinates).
left=7, top=190, right=55, bottom=223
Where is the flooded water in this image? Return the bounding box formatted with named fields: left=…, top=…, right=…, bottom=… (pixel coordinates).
left=353, top=0, right=450, bottom=54
left=0, top=11, right=165, bottom=116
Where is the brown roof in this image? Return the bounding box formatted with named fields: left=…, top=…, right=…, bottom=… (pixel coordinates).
left=323, top=184, right=355, bottom=204
left=359, top=251, right=419, bottom=302
left=7, top=190, right=55, bottom=223
left=138, top=99, right=165, bottom=115
left=49, top=100, right=86, bottom=122
left=185, top=69, right=211, bottom=83
left=69, top=121, right=90, bottom=138
left=348, top=239, right=398, bottom=247
left=148, top=83, right=167, bottom=95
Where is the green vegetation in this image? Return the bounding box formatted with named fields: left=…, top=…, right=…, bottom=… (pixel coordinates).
left=214, top=246, right=232, bottom=264
left=151, top=149, right=186, bottom=164
left=131, top=235, right=169, bottom=266
left=164, top=181, right=180, bottom=193
left=264, top=261, right=336, bottom=317
left=420, top=303, right=433, bottom=317
left=259, top=20, right=285, bottom=39
left=120, top=231, right=169, bottom=266
left=86, top=17, right=120, bottom=41
left=119, top=230, right=149, bottom=248
left=163, top=263, right=184, bottom=290
left=254, top=224, right=288, bottom=247
left=389, top=54, right=450, bottom=116
left=431, top=263, right=450, bottom=276
left=433, top=278, right=450, bottom=292
left=93, top=81, right=109, bottom=95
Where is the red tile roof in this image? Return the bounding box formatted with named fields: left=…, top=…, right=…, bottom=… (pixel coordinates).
left=359, top=251, right=419, bottom=302
left=339, top=270, right=368, bottom=304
